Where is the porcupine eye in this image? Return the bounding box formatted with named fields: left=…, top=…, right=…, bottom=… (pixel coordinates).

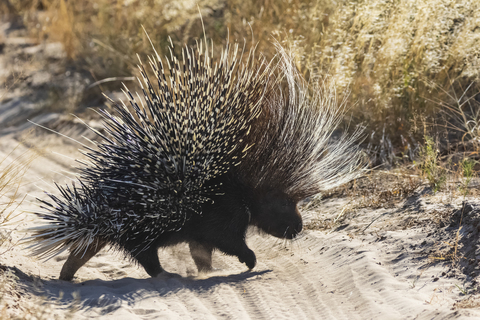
left=251, top=191, right=303, bottom=239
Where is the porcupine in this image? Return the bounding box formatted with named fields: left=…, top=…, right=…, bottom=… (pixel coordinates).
left=26, top=39, right=364, bottom=281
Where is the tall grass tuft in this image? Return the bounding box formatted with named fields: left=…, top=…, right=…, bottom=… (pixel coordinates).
left=0, top=141, right=39, bottom=250
left=0, top=140, right=42, bottom=318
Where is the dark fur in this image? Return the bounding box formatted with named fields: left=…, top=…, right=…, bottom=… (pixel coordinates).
left=59, top=174, right=302, bottom=280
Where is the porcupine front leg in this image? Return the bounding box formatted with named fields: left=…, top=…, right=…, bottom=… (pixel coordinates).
left=214, top=237, right=256, bottom=270
left=194, top=193, right=257, bottom=270
left=219, top=203, right=257, bottom=270
left=232, top=240, right=257, bottom=270
left=60, top=241, right=107, bottom=281
left=191, top=237, right=256, bottom=270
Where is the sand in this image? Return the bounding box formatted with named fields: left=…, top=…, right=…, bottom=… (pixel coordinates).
left=0, top=132, right=479, bottom=319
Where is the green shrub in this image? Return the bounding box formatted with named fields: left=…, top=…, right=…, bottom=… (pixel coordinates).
left=416, top=136, right=446, bottom=192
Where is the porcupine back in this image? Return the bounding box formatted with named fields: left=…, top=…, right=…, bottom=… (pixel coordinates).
left=236, top=45, right=365, bottom=203
left=27, top=40, right=273, bottom=260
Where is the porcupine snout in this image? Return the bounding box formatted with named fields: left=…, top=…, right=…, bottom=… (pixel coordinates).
left=251, top=191, right=303, bottom=239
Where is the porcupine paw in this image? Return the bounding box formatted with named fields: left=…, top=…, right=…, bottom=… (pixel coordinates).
left=238, top=249, right=256, bottom=270
left=154, top=270, right=182, bottom=280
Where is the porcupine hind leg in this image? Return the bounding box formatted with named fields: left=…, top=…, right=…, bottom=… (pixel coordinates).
left=127, top=245, right=164, bottom=277
left=59, top=241, right=107, bottom=281
left=189, top=242, right=214, bottom=272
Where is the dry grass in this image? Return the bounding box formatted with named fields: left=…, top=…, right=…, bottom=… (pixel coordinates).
left=302, top=169, right=423, bottom=232
left=5, top=0, right=479, bottom=161
left=454, top=295, right=480, bottom=309
left=323, top=169, right=422, bottom=207
left=0, top=267, right=80, bottom=320
left=7, top=0, right=311, bottom=80
left=0, top=143, right=39, bottom=249
left=0, top=138, right=43, bottom=319
left=291, top=0, right=480, bottom=146
left=0, top=141, right=33, bottom=244
left=0, top=267, right=19, bottom=319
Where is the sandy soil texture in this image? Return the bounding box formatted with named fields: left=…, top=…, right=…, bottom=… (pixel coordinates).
left=2, top=19, right=480, bottom=320
left=1, top=133, right=480, bottom=319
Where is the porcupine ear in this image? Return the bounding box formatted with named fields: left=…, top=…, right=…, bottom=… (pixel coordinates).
left=236, top=43, right=367, bottom=201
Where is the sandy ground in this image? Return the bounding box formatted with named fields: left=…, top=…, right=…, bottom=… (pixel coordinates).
left=2, top=133, right=480, bottom=319
left=2, top=18, right=480, bottom=320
